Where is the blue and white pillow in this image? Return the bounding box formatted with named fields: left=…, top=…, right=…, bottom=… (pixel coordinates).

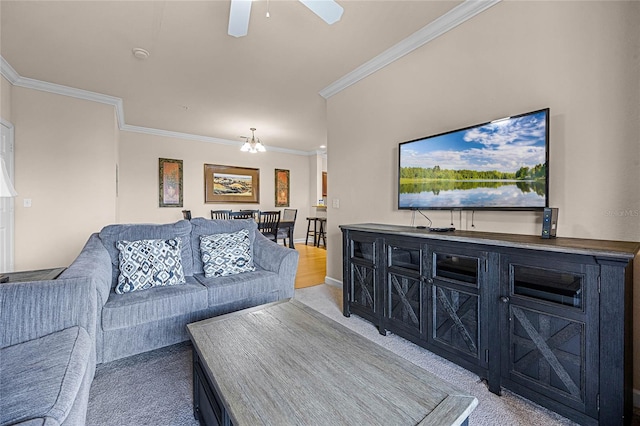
left=115, top=238, right=186, bottom=294
left=200, top=229, right=255, bottom=277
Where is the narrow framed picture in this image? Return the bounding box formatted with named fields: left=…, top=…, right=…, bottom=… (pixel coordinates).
left=205, top=164, right=260, bottom=203
left=275, top=169, right=290, bottom=207
left=159, top=158, right=183, bottom=208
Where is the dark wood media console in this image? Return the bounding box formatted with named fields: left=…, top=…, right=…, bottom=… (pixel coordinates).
left=340, top=223, right=639, bottom=426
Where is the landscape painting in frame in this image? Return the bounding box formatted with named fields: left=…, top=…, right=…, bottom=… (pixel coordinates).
left=275, top=169, right=290, bottom=207
left=205, top=164, right=260, bottom=203
left=159, top=158, right=183, bottom=208
left=399, top=110, right=547, bottom=209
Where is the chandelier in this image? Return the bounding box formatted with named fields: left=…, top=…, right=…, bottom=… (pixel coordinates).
left=240, top=128, right=266, bottom=153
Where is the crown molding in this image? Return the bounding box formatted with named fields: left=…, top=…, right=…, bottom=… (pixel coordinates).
left=1, top=56, right=20, bottom=84
left=2, top=2, right=498, bottom=154
left=319, top=0, right=501, bottom=99
left=122, top=123, right=241, bottom=146
left=2, top=56, right=126, bottom=128
left=1, top=55, right=314, bottom=156
left=0, top=117, right=14, bottom=131
left=122, top=124, right=311, bottom=156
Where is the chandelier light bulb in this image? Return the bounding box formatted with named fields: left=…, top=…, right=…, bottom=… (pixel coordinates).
left=240, top=128, right=266, bottom=153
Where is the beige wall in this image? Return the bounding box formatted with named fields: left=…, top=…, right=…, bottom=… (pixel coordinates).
left=5, top=83, right=314, bottom=269
left=118, top=131, right=312, bottom=240
left=11, top=86, right=118, bottom=269
left=326, top=0, right=640, bottom=387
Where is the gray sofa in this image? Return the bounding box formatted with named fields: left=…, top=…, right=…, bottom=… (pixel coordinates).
left=0, top=278, right=97, bottom=425
left=0, top=218, right=298, bottom=425
left=63, top=217, right=299, bottom=363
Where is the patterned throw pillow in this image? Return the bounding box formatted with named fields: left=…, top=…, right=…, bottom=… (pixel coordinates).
left=200, top=229, right=255, bottom=277
left=115, top=238, right=186, bottom=294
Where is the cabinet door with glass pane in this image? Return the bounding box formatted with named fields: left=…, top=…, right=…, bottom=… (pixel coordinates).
left=499, top=253, right=599, bottom=419
left=385, top=239, right=425, bottom=340
left=427, top=245, right=489, bottom=370
left=343, top=232, right=381, bottom=328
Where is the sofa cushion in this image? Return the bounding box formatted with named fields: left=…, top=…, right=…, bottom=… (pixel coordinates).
left=102, top=276, right=208, bottom=331
left=0, top=326, right=91, bottom=425
left=194, top=266, right=281, bottom=306
left=190, top=218, right=257, bottom=275
left=200, top=229, right=255, bottom=278
left=115, top=238, right=186, bottom=294
left=99, top=220, right=193, bottom=289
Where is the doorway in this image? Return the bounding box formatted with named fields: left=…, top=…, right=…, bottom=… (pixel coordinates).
left=0, top=121, right=15, bottom=273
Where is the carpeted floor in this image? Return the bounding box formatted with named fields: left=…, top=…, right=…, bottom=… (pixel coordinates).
left=86, top=342, right=197, bottom=426
left=86, top=284, right=578, bottom=425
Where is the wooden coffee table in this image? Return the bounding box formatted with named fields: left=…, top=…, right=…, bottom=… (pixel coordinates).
left=0, top=267, right=66, bottom=284
left=187, top=300, right=477, bottom=426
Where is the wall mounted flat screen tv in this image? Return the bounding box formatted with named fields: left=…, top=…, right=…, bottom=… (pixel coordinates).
left=398, top=108, right=549, bottom=210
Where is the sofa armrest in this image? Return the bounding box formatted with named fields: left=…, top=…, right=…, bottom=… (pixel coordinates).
left=59, top=233, right=112, bottom=309
left=0, top=277, right=97, bottom=349
left=253, top=231, right=299, bottom=298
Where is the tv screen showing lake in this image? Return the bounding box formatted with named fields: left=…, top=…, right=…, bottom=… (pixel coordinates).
left=399, top=109, right=548, bottom=209
left=399, top=180, right=546, bottom=208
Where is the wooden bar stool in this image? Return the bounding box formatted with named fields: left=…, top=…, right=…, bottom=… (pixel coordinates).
left=316, top=218, right=326, bottom=248
left=305, top=217, right=318, bottom=245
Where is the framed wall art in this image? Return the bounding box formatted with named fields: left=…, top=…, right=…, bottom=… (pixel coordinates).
left=159, top=158, right=183, bottom=207
left=205, top=164, right=260, bottom=203
left=275, top=169, right=290, bottom=207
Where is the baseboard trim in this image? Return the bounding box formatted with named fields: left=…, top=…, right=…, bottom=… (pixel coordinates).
left=325, top=276, right=342, bottom=288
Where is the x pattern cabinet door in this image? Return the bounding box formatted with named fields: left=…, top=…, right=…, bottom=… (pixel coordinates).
left=388, top=273, right=423, bottom=335
left=427, top=247, right=486, bottom=366
left=433, top=286, right=479, bottom=358
left=509, top=306, right=584, bottom=400
left=500, top=254, right=600, bottom=418
left=351, top=263, right=375, bottom=311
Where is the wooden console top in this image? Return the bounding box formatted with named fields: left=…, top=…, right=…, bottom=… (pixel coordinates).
left=339, top=223, right=640, bottom=260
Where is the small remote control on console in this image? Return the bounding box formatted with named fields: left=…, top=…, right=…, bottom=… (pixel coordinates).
left=429, top=227, right=455, bottom=232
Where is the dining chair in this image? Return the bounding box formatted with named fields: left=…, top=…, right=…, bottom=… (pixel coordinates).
left=258, top=210, right=281, bottom=243
left=240, top=209, right=259, bottom=219
left=277, top=208, right=297, bottom=247
left=182, top=210, right=192, bottom=220
left=230, top=211, right=254, bottom=220
left=211, top=209, right=232, bottom=219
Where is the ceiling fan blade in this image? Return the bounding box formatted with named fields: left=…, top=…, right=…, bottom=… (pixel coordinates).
left=228, top=0, right=253, bottom=38
left=299, top=0, right=343, bottom=25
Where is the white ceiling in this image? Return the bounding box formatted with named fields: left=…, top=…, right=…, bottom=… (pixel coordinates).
left=1, top=0, right=469, bottom=153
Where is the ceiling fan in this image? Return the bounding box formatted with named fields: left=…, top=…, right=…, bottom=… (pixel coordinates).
left=228, top=0, right=344, bottom=37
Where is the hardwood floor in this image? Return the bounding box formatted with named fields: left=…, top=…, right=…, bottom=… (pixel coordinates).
left=293, top=243, right=327, bottom=289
